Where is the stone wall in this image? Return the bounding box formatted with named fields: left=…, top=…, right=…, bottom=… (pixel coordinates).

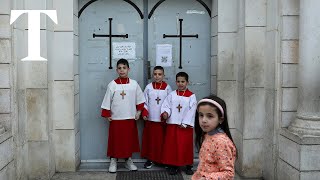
left=215, top=0, right=269, bottom=178
left=0, top=0, right=16, bottom=179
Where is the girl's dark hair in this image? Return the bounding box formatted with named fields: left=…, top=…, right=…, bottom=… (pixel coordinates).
left=154, top=66, right=164, bottom=72
left=176, top=71, right=189, bottom=82
left=117, top=58, right=129, bottom=68
left=195, top=94, right=237, bottom=154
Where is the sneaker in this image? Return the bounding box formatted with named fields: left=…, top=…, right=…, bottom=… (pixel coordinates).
left=109, top=158, right=117, bottom=173
left=125, top=157, right=138, bottom=171
left=185, top=167, right=194, bottom=175
left=168, top=167, right=179, bottom=175
left=144, top=160, right=153, bottom=169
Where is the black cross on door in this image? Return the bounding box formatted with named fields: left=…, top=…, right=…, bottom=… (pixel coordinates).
left=93, top=18, right=128, bottom=69
left=163, top=19, right=198, bottom=69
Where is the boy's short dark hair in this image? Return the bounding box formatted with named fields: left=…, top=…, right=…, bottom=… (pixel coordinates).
left=176, top=71, right=189, bottom=82
left=117, top=58, right=129, bottom=68
left=153, top=66, right=164, bottom=73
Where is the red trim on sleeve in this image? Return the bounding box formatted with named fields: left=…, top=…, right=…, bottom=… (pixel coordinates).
left=101, top=109, right=111, bottom=117
left=136, top=103, right=144, bottom=111
left=142, top=108, right=149, bottom=117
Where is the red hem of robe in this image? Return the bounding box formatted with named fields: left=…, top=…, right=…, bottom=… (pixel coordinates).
left=161, top=124, right=194, bottom=166
left=141, top=121, right=166, bottom=163
left=107, top=119, right=140, bottom=158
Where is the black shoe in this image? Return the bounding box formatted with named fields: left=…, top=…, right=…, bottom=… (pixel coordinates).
left=185, top=167, right=194, bottom=175
left=144, top=160, right=153, bottom=169
left=168, top=167, right=179, bottom=175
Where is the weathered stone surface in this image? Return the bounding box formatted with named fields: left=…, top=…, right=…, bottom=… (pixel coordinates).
left=0, top=89, right=10, bottom=113
left=278, top=159, right=299, bottom=180
left=54, top=130, right=76, bottom=172
left=282, top=64, right=298, bottom=87
left=51, top=32, right=74, bottom=80
left=282, top=16, right=299, bottom=40
left=53, top=0, right=74, bottom=31
left=217, top=33, right=237, bottom=81
left=211, top=16, right=217, bottom=37
left=281, top=40, right=299, bottom=63
left=0, top=114, right=10, bottom=132
left=245, top=0, right=266, bottom=26
left=26, top=89, right=48, bottom=141
left=281, top=0, right=299, bottom=16
left=0, top=137, right=13, bottom=170
left=0, top=39, right=11, bottom=63
left=0, top=0, right=10, bottom=15
left=217, top=81, right=236, bottom=129
left=218, top=0, right=238, bottom=32
left=241, top=139, right=263, bottom=177
left=0, top=64, right=10, bottom=88
left=28, top=141, right=50, bottom=179
left=279, top=135, right=300, bottom=169
left=0, top=160, right=15, bottom=180
left=52, top=81, right=75, bottom=129
left=245, top=27, right=266, bottom=88
left=301, top=145, right=320, bottom=170
left=282, top=88, right=298, bottom=111
left=0, top=15, right=10, bottom=38
left=210, top=76, right=217, bottom=95
left=281, top=111, right=296, bottom=128
left=243, top=88, right=265, bottom=139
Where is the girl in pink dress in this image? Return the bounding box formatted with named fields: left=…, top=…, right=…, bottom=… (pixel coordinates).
left=192, top=95, right=237, bottom=180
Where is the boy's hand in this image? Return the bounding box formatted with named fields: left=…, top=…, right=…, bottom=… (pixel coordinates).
left=162, top=112, right=168, bottom=120
left=135, top=111, right=141, bottom=120
left=106, top=117, right=112, bottom=121
left=142, top=116, right=148, bottom=120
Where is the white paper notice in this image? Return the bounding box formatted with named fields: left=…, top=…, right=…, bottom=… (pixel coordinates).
left=156, top=44, right=172, bottom=67
left=113, top=42, right=136, bottom=59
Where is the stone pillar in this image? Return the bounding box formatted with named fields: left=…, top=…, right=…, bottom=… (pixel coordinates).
left=288, top=0, right=320, bottom=136
left=278, top=1, right=320, bottom=179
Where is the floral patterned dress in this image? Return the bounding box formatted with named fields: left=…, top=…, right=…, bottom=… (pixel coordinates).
left=192, top=129, right=236, bottom=180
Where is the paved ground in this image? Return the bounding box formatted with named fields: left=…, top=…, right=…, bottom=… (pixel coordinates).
left=51, top=170, right=249, bottom=180
left=51, top=162, right=260, bottom=180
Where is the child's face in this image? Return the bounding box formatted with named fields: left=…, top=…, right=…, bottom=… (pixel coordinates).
left=198, top=105, right=223, bottom=133
left=176, top=76, right=188, bottom=91
left=116, top=64, right=129, bottom=78
left=153, top=69, right=164, bottom=83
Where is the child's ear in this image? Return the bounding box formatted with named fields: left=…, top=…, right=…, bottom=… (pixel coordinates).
left=219, top=117, right=224, bottom=124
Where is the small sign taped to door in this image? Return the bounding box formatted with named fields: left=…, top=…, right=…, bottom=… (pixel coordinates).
left=156, top=44, right=172, bottom=67
left=113, top=42, right=136, bottom=59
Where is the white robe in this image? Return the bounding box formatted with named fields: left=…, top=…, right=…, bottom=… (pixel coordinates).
left=161, top=91, right=197, bottom=127
left=144, top=83, right=172, bottom=122
left=101, top=79, right=145, bottom=120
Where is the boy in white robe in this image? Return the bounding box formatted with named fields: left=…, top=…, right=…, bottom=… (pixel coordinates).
left=101, top=58, right=145, bottom=173
left=141, top=66, right=172, bottom=169
left=161, top=72, right=197, bottom=175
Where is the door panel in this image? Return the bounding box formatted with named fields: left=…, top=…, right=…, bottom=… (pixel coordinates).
left=79, top=0, right=211, bottom=161
left=148, top=0, right=211, bottom=101
left=79, top=0, right=144, bottom=160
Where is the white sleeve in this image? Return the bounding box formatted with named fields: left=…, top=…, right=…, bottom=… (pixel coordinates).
left=101, top=82, right=114, bottom=110
left=166, top=85, right=173, bottom=95
left=143, top=86, right=149, bottom=111
left=161, top=93, right=172, bottom=117
left=136, top=83, right=145, bottom=105
left=182, top=94, right=197, bottom=127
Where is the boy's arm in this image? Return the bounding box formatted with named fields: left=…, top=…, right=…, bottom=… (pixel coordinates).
left=142, top=86, right=149, bottom=118
left=181, top=94, right=197, bottom=127
left=135, top=82, right=146, bottom=107
left=160, top=93, right=172, bottom=119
